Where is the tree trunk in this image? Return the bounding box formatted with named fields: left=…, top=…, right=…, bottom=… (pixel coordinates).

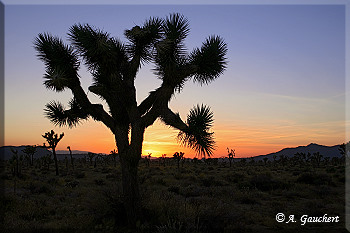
left=115, top=125, right=144, bottom=226
left=120, top=158, right=142, bottom=225
left=52, top=149, right=59, bottom=176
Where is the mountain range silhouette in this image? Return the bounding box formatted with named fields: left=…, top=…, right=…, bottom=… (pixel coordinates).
left=0, top=143, right=343, bottom=161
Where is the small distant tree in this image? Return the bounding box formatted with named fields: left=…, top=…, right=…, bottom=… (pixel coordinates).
left=272, top=154, right=277, bottom=163
left=263, top=157, right=268, bottom=165
left=67, top=146, right=74, bottom=170
left=161, top=154, right=167, bottom=167
left=42, top=130, right=64, bottom=176
left=339, top=141, right=349, bottom=164
left=22, top=145, right=37, bottom=166
left=42, top=153, right=53, bottom=171
left=144, top=153, right=151, bottom=167
left=227, top=147, right=235, bottom=167
left=110, top=149, right=118, bottom=167
left=64, top=152, right=69, bottom=171
left=311, top=152, right=323, bottom=168
left=294, top=152, right=304, bottom=167
left=279, top=154, right=287, bottom=167
left=87, top=152, right=96, bottom=166
left=173, top=152, right=184, bottom=170
left=323, top=157, right=330, bottom=166
left=9, top=148, right=20, bottom=177
left=9, top=148, right=23, bottom=194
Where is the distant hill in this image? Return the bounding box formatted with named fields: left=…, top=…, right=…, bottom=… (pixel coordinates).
left=1, top=143, right=343, bottom=161
left=0, top=145, right=52, bottom=160
left=0, top=146, right=91, bottom=160
left=247, top=143, right=342, bottom=161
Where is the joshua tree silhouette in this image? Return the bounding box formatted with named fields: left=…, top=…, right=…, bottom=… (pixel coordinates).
left=110, top=149, right=118, bottom=167
left=173, top=151, right=184, bottom=170
left=67, top=146, right=74, bottom=170
left=34, top=13, right=227, bottom=224
left=22, top=145, right=37, bottom=166
left=227, top=147, right=235, bottom=167
left=42, top=130, right=64, bottom=176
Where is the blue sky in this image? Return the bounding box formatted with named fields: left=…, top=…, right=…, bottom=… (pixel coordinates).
left=3, top=3, right=348, bottom=157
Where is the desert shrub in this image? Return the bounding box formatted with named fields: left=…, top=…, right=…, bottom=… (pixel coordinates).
left=179, top=185, right=203, bottom=198
left=173, top=173, right=183, bottom=180
left=207, top=166, right=214, bottom=171
left=249, top=174, right=279, bottom=191
left=65, top=180, right=79, bottom=188
left=296, top=172, right=333, bottom=186
left=239, top=193, right=261, bottom=205
left=312, top=185, right=332, bottom=198
left=94, top=179, right=106, bottom=186
left=224, top=171, right=245, bottom=183
left=1, top=173, right=11, bottom=180
left=200, top=175, right=223, bottom=187
left=292, top=171, right=300, bottom=176
left=326, top=167, right=336, bottom=173
left=156, top=219, right=184, bottom=233
left=74, top=170, right=85, bottom=179
left=155, top=178, right=166, bottom=186
left=197, top=201, right=242, bottom=233
left=105, top=172, right=119, bottom=180
left=26, top=181, right=53, bottom=195
left=47, top=177, right=59, bottom=186
left=168, top=186, right=180, bottom=194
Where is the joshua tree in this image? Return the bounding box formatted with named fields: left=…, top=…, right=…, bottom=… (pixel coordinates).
left=263, top=157, right=268, bottom=165
left=311, top=152, right=323, bottom=168
left=173, top=152, right=184, bottom=170
left=42, top=130, right=64, bottom=176
left=339, top=141, right=349, bottom=163
left=279, top=154, right=287, bottom=167
left=110, top=149, right=118, bottom=167
left=144, top=153, right=152, bottom=167
left=22, top=145, right=37, bottom=166
left=227, top=147, right=235, bottom=167
left=9, top=148, right=19, bottom=177
left=9, top=148, right=23, bottom=194
left=67, top=146, right=74, bottom=170
left=161, top=154, right=167, bottom=167
left=42, top=153, right=53, bottom=171
left=87, top=152, right=96, bottom=166
left=34, top=13, right=227, bottom=223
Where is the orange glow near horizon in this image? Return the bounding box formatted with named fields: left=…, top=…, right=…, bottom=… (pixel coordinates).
left=5, top=117, right=346, bottom=159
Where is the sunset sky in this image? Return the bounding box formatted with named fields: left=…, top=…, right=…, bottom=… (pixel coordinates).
left=3, top=1, right=348, bottom=158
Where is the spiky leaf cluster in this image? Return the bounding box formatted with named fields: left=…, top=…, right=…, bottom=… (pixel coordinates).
left=44, top=99, right=88, bottom=128
left=34, top=33, right=80, bottom=91
left=42, top=130, right=64, bottom=149
left=177, top=105, right=215, bottom=158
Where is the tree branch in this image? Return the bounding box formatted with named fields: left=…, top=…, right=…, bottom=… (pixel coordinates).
left=71, top=85, right=115, bottom=132
left=159, top=108, right=187, bottom=131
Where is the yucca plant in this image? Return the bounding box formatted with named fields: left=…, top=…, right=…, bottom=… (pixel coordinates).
left=173, top=152, right=184, bottom=170
left=110, top=149, right=118, bottom=167
left=227, top=147, right=235, bottom=167
left=34, top=13, right=227, bottom=224
left=22, top=145, right=37, bottom=167
left=42, top=130, right=64, bottom=176
left=67, top=146, right=74, bottom=170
